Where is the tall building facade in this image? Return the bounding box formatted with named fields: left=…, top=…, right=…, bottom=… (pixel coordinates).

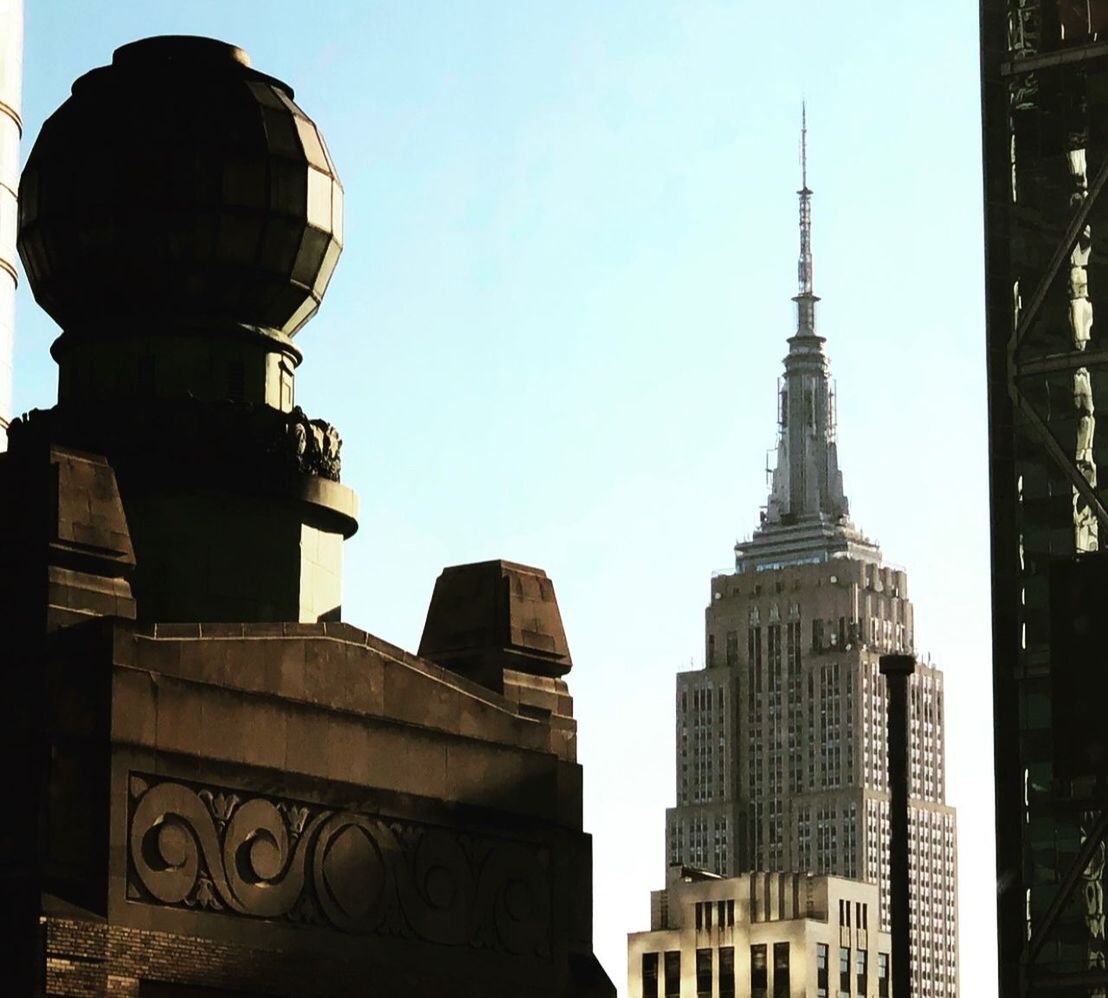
left=664, top=118, right=959, bottom=997
left=981, top=2, right=1108, bottom=994
left=0, top=0, right=21, bottom=448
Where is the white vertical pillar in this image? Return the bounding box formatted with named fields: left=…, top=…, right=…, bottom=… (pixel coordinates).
left=0, top=0, right=22, bottom=449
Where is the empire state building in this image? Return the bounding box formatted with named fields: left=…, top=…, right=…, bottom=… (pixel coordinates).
left=664, top=115, right=959, bottom=998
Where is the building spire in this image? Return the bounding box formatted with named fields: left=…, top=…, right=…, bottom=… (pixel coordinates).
left=761, top=103, right=846, bottom=532
left=732, top=102, right=884, bottom=573
left=794, top=102, right=818, bottom=335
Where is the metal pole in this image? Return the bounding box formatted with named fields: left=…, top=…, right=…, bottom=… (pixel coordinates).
left=881, top=653, right=915, bottom=998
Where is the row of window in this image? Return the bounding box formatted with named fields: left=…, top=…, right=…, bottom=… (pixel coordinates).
left=694, top=899, right=736, bottom=931
left=643, top=943, right=890, bottom=998
left=816, top=942, right=889, bottom=998
left=719, top=563, right=906, bottom=601
left=641, top=943, right=786, bottom=998
left=837, top=898, right=869, bottom=931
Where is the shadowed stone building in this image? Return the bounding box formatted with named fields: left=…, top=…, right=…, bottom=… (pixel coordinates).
left=659, top=118, right=958, bottom=997
left=0, top=36, right=613, bottom=997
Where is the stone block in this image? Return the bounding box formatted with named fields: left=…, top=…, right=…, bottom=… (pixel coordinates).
left=445, top=740, right=554, bottom=818
left=199, top=688, right=247, bottom=765
left=110, top=669, right=157, bottom=748
left=153, top=680, right=203, bottom=756
left=267, top=638, right=306, bottom=700
left=303, top=638, right=380, bottom=713
left=239, top=699, right=288, bottom=772
left=177, top=637, right=229, bottom=686
left=419, top=560, right=573, bottom=689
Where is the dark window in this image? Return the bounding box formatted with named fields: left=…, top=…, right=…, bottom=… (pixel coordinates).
left=751, top=944, right=768, bottom=998
left=856, top=949, right=868, bottom=995
left=877, top=953, right=889, bottom=998
left=749, top=627, right=762, bottom=691
left=696, top=902, right=703, bottom=931
left=643, top=953, right=659, bottom=998
left=664, top=951, right=681, bottom=997
left=705, top=902, right=713, bottom=930
left=786, top=621, right=801, bottom=675
left=717, top=900, right=725, bottom=928
left=838, top=615, right=847, bottom=648
left=726, top=629, right=738, bottom=667
left=727, top=899, right=735, bottom=926
left=707, top=634, right=716, bottom=668
left=773, top=942, right=790, bottom=998
left=719, top=946, right=735, bottom=998
left=768, top=625, right=781, bottom=686
left=840, top=947, right=851, bottom=996
left=696, top=948, right=712, bottom=998
left=817, top=942, right=829, bottom=998
left=812, top=618, right=824, bottom=651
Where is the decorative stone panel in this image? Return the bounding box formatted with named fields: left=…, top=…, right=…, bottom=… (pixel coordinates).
left=127, top=774, right=552, bottom=958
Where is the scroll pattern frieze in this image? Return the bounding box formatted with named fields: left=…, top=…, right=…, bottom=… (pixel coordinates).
left=126, top=775, right=551, bottom=956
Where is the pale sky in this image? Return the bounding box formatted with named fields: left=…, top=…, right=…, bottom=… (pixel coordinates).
left=15, top=3, right=994, bottom=994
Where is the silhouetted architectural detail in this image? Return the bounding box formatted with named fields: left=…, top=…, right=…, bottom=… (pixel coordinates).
left=0, top=35, right=612, bottom=998
left=662, top=118, right=958, bottom=996
left=880, top=654, right=915, bottom=998
left=420, top=559, right=573, bottom=691
left=0, top=0, right=21, bottom=448
left=980, top=2, right=1108, bottom=994
left=15, top=35, right=352, bottom=626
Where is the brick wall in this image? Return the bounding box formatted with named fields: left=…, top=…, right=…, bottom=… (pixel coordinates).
left=45, top=917, right=330, bottom=997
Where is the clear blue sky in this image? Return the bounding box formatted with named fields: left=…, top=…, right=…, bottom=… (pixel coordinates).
left=16, top=2, right=993, bottom=993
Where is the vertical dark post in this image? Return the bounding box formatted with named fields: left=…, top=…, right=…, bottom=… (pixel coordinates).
left=880, top=653, right=915, bottom=998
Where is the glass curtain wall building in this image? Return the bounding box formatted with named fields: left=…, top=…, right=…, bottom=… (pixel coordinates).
left=981, top=1, right=1108, bottom=994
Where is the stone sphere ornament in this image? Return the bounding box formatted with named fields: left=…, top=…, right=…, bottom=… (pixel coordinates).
left=18, top=35, right=343, bottom=340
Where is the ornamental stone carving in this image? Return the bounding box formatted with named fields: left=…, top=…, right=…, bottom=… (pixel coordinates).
left=126, top=775, right=551, bottom=956
left=284, top=405, right=342, bottom=480
left=9, top=399, right=343, bottom=482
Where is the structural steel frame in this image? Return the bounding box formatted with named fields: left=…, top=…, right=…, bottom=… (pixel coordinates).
left=982, top=2, right=1108, bottom=994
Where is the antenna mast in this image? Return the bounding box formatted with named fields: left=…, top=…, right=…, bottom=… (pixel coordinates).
left=798, top=101, right=812, bottom=297
left=794, top=101, right=818, bottom=335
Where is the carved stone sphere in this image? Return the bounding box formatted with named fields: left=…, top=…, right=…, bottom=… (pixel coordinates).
left=18, top=36, right=343, bottom=340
